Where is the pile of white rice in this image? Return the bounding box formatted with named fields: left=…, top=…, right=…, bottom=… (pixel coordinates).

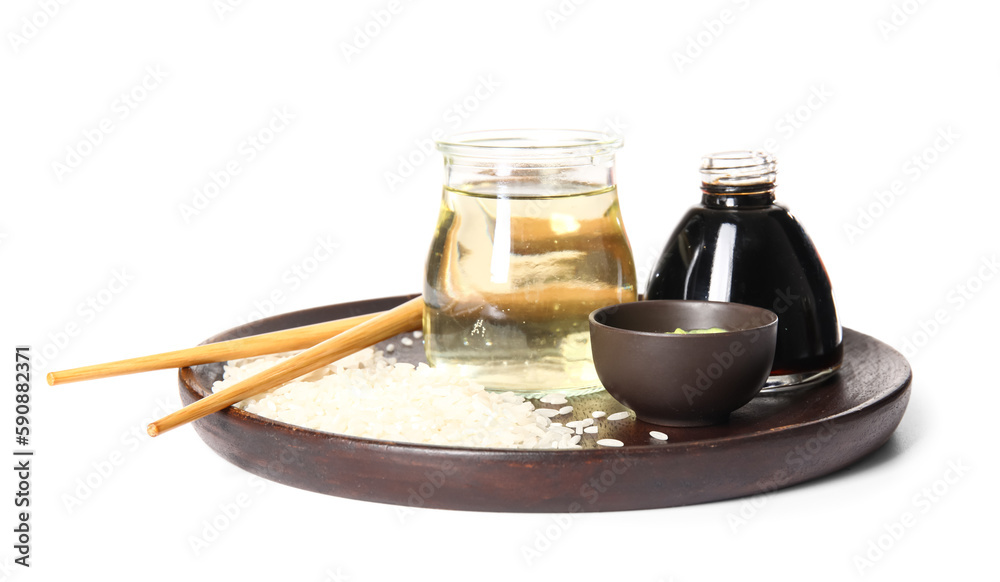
left=212, top=347, right=581, bottom=449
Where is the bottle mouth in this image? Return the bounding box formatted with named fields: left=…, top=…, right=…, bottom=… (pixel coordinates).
left=436, top=129, right=623, bottom=163
left=701, top=150, right=777, bottom=188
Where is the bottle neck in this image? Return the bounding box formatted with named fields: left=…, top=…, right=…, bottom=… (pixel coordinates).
left=701, top=186, right=775, bottom=208
left=699, top=150, right=777, bottom=209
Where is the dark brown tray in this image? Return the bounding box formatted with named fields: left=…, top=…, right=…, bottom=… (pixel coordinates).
left=179, top=294, right=911, bottom=512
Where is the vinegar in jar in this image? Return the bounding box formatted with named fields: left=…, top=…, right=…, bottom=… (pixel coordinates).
left=423, top=183, right=637, bottom=396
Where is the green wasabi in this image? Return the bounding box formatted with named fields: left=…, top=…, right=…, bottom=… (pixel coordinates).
left=667, top=327, right=727, bottom=335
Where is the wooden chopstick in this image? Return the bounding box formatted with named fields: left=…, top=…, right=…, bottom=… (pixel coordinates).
left=146, top=296, right=425, bottom=437
left=45, top=309, right=404, bottom=386
left=49, top=284, right=621, bottom=387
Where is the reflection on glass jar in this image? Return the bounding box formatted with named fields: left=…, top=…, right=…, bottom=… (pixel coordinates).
left=424, top=130, right=637, bottom=396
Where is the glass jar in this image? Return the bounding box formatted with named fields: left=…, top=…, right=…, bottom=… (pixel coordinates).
left=646, top=151, right=842, bottom=391
left=424, top=129, right=637, bottom=396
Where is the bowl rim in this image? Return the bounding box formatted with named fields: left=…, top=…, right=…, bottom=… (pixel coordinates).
left=589, top=299, right=779, bottom=338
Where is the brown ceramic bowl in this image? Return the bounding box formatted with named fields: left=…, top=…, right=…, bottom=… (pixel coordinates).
left=589, top=300, right=778, bottom=426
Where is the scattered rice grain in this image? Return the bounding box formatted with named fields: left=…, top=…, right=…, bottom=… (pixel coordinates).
left=412, top=331, right=423, bottom=339
left=591, top=411, right=606, bottom=418
left=558, top=405, right=574, bottom=415
left=400, top=337, right=414, bottom=347
left=596, top=438, right=624, bottom=447
left=607, top=411, right=630, bottom=421
left=649, top=430, right=669, bottom=441
left=584, top=426, right=599, bottom=434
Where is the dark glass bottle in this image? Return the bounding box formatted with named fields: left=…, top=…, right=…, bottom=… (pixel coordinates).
left=646, top=151, right=842, bottom=390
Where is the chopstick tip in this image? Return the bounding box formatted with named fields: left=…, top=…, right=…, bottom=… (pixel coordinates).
left=146, top=424, right=160, bottom=437
left=46, top=372, right=57, bottom=386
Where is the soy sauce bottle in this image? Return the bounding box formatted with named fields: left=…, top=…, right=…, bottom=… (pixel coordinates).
left=646, top=151, right=842, bottom=390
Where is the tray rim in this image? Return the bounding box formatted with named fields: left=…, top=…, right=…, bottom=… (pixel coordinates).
left=182, top=293, right=911, bottom=454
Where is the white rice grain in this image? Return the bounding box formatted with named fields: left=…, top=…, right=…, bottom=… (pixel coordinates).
left=596, top=438, right=624, bottom=447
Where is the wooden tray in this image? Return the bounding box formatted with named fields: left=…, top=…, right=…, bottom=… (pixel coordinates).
left=179, top=294, right=911, bottom=513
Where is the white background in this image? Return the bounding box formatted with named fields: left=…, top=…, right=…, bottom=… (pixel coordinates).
left=2, top=0, right=997, bottom=580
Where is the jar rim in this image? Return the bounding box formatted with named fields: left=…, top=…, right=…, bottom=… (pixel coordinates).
left=436, top=129, right=623, bottom=160
left=701, top=150, right=777, bottom=187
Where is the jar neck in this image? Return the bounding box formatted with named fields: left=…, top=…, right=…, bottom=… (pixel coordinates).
left=444, top=158, right=616, bottom=197
left=701, top=186, right=775, bottom=208
left=438, top=130, right=621, bottom=197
